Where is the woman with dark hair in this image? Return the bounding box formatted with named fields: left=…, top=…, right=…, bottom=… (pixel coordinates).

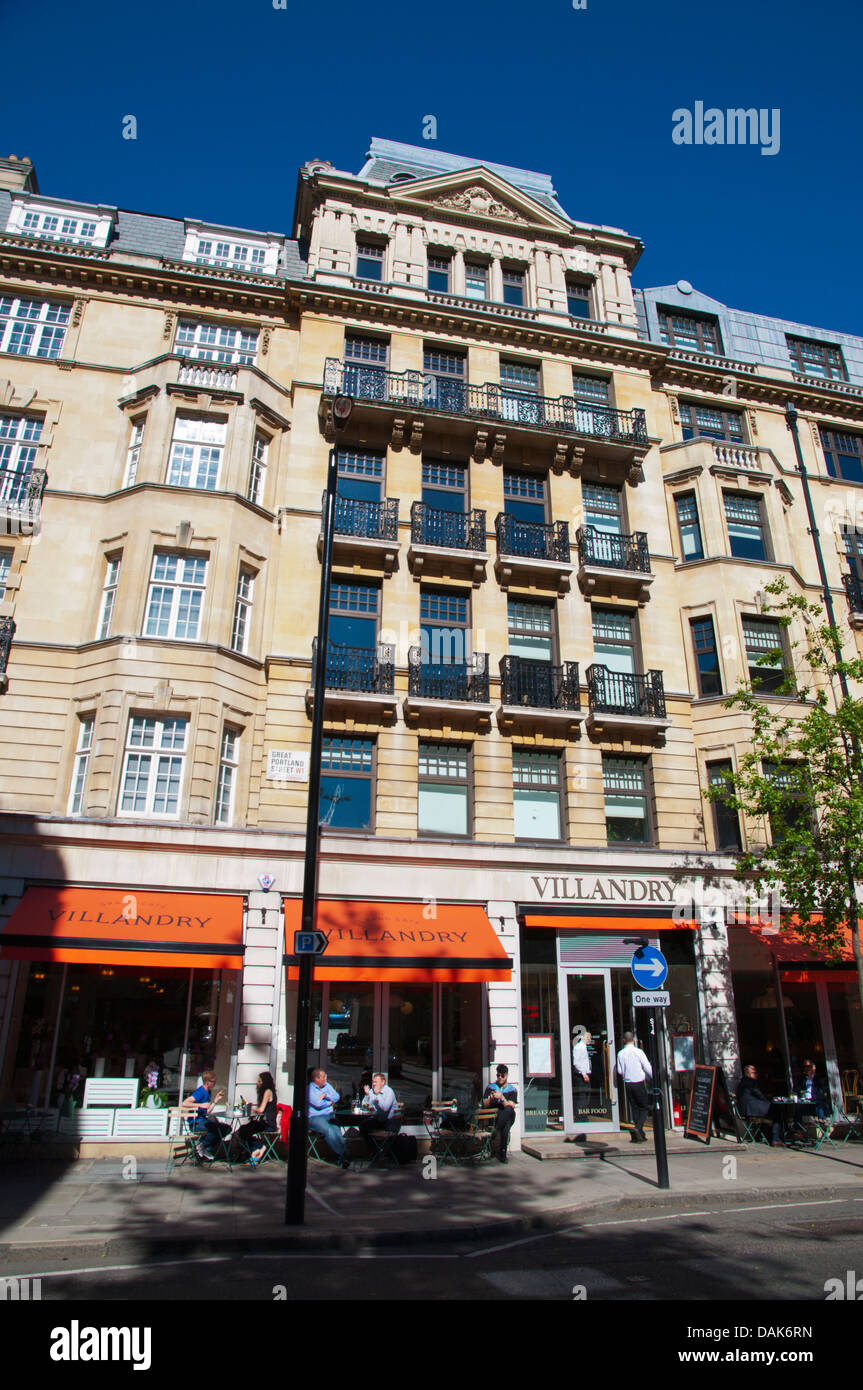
left=237, top=1071, right=277, bottom=1166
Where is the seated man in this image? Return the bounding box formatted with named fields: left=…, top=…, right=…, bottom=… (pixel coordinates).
left=797, top=1059, right=829, bottom=1118
left=181, top=1069, right=228, bottom=1162
left=483, top=1064, right=518, bottom=1163
left=358, top=1073, right=401, bottom=1155
left=736, top=1064, right=781, bottom=1145
left=308, top=1068, right=349, bottom=1169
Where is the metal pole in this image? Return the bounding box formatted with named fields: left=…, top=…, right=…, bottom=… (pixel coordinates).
left=647, top=1008, right=670, bottom=1190
left=784, top=403, right=849, bottom=701
left=286, top=409, right=348, bottom=1225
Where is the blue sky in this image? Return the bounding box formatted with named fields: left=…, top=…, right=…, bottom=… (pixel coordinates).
left=2, top=0, right=861, bottom=333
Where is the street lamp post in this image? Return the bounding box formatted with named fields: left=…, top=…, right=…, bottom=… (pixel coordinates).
left=286, top=392, right=352, bottom=1226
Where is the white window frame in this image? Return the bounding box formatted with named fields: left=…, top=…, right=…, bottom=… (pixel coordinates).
left=182, top=224, right=280, bottom=275
left=143, top=552, right=208, bottom=641
left=97, top=554, right=121, bottom=640
left=513, top=749, right=563, bottom=841
left=166, top=414, right=226, bottom=491
left=0, top=415, right=42, bottom=498
left=214, top=725, right=241, bottom=825
left=7, top=199, right=113, bottom=248
left=230, top=567, right=255, bottom=654
left=0, top=297, right=69, bottom=359
left=0, top=548, right=13, bottom=602
left=118, top=715, right=188, bottom=819
left=68, top=716, right=95, bottom=816
left=174, top=318, right=258, bottom=365
left=248, top=431, right=269, bottom=505
left=123, top=417, right=146, bottom=488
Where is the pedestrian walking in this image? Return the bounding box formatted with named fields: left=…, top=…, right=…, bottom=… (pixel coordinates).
left=616, top=1031, right=652, bottom=1143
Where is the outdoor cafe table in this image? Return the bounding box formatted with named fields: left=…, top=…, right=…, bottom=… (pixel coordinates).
left=769, top=1097, right=817, bottom=1144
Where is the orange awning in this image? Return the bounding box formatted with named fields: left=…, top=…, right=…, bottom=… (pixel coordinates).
left=283, top=899, right=511, bottom=982
left=0, top=887, right=245, bottom=969
left=523, top=911, right=696, bottom=931
left=733, top=914, right=855, bottom=964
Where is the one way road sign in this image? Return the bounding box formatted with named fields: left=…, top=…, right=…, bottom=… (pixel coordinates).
left=630, top=945, right=668, bottom=990
left=294, top=930, right=328, bottom=955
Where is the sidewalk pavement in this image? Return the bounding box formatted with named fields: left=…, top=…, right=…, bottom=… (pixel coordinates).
left=0, top=1137, right=860, bottom=1256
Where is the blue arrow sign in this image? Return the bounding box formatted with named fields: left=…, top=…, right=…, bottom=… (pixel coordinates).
left=630, top=945, right=668, bottom=990
left=294, top=930, right=328, bottom=955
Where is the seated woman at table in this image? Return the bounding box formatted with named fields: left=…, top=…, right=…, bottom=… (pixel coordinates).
left=181, top=1069, right=228, bottom=1162
left=237, top=1072, right=277, bottom=1167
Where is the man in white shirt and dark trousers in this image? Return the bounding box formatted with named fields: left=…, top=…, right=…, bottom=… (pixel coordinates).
left=616, top=1031, right=653, bottom=1143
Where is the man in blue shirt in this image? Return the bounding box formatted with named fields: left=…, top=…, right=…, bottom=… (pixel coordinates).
left=358, top=1072, right=401, bottom=1155
left=483, top=1064, right=518, bottom=1163
left=308, top=1068, right=349, bottom=1167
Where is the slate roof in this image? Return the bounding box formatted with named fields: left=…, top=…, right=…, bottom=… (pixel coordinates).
left=358, top=137, right=572, bottom=220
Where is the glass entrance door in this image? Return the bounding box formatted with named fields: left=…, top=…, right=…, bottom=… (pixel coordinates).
left=559, top=969, right=619, bottom=1133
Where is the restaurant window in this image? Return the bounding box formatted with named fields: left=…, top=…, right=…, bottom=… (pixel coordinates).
left=464, top=260, right=488, bottom=301
left=319, top=736, right=374, bottom=832
left=441, top=986, right=483, bottom=1115
left=247, top=431, right=269, bottom=506
left=166, top=414, right=226, bottom=491
left=819, top=428, right=863, bottom=486
left=743, top=616, right=788, bottom=694
left=786, top=336, right=847, bottom=382
left=690, top=616, right=722, bottom=696
left=566, top=279, right=592, bottom=319
left=513, top=749, right=563, bottom=841
left=706, top=759, right=742, bottom=851
left=728, top=927, right=787, bottom=1092
left=502, top=267, right=526, bottom=307
left=355, top=239, right=385, bottom=282
left=214, top=724, right=240, bottom=826
left=603, top=756, right=650, bottom=844
left=388, top=985, right=434, bottom=1119
left=418, top=741, right=471, bottom=837
left=680, top=401, right=745, bottom=443
left=508, top=598, right=555, bottom=661
left=724, top=491, right=769, bottom=561
left=674, top=491, right=704, bottom=561
left=68, top=715, right=95, bottom=816
left=658, top=308, right=723, bottom=355
left=572, top=371, right=610, bottom=403
left=427, top=253, right=451, bottom=293
left=96, top=553, right=121, bottom=641
left=119, top=715, right=188, bottom=818
left=144, top=552, right=207, bottom=641
left=520, top=926, right=563, bottom=1130
left=122, top=416, right=145, bottom=488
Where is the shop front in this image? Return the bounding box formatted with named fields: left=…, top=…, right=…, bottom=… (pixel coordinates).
left=280, top=899, right=512, bottom=1121
left=518, top=905, right=701, bottom=1136
left=0, top=886, right=244, bottom=1139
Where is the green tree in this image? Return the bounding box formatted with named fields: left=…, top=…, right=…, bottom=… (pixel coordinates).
left=707, top=578, right=863, bottom=1020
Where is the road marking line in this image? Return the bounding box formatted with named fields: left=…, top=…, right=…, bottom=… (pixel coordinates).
left=6, top=1255, right=232, bottom=1279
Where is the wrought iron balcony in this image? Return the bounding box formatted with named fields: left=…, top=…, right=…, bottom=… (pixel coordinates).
left=407, top=649, right=489, bottom=704
left=576, top=526, right=650, bottom=574
left=0, top=616, right=14, bottom=676
left=323, top=359, right=648, bottom=447
left=0, top=469, right=46, bottom=525
left=500, top=657, right=581, bottom=711
left=310, top=640, right=395, bottom=696
left=586, top=665, right=666, bottom=721
left=331, top=492, right=399, bottom=542
left=410, top=503, right=486, bottom=552
left=843, top=571, right=863, bottom=620
left=496, top=515, right=570, bottom=564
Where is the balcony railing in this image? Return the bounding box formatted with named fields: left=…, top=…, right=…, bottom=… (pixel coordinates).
left=576, top=526, right=650, bottom=573
left=586, top=665, right=666, bottom=720
left=323, top=359, right=648, bottom=445
left=177, top=361, right=239, bottom=390
left=0, top=616, right=14, bottom=674
left=0, top=468, right=46, bottom=519
left=311, top=640, right=395, bottom=696
left=408, top=649, right=489, bottom=703
left=843, top=571, right=863, bottom=615
left=331, top=493, right=399, bottom=541
left=500, top=656, right=581, bottom=711
left=411, top=502, right=486, bottom=551
left=496, top=514, right=570, bottom=564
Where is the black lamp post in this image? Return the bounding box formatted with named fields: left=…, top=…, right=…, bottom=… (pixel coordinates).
left=286, top=392, right=352, bottom=1226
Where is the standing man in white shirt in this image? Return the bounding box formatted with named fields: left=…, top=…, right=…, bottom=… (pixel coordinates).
left=616, top=1031, right=653, bottom=1143
left=570, top=1027, right=592, bottom=1144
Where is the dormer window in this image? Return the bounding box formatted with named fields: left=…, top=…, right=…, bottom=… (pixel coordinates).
left=7, top=199, right=113, bottom=248
left=182, top=225, right=280, bottom=275
left=786, top=336, right=847, bottom=382
left=658, top=307, right=723, bottom=355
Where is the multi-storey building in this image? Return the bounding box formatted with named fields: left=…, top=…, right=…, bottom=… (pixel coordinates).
left=0, top=141, right=858, bottom=1152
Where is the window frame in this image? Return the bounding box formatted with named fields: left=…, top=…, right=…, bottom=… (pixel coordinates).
left=507, top=597, right=557, bottom=662
left=690, top=615, right=722, bottom=697
left=248, top=430, right=269, bottom=506
left=427, top=253, right=452, bottom=293
left=417, top=741, right=472, bottom=839
left=680, top=400, right=746, bottom=443
left=658, top=308, right=723, bottom=355
left=355, top=239, right=386, bottom=283
left=0, top=297, right=70, bottom=360
left=420, top=587, right=471, bottom=668
left=319, top=735, right=376, bottom=833
left=214, top=724, right=241, bottom=826
left=173, top=318, right=258, bottom=365
left=706, top=759, right=742, bottom=851
left=96, top=553, right=122, bottom=641
left=122, top=416, right=146, bottom=488
left=512, top=748, right=564, bottom=842
left=68, top=715, right=95, bottom=816
left=118, top=715, right=189, bottom=819
left=602, top=755, right=652, bottom=845
left=674, top=491, right=704, bottom=562
left=786, top=336, right=847, bottom=382
left=572, top=371, right=610, bottom=403
left=819, top=428, right=863, bottom=486
left=143, top=551, right=208, bottom=642
left=230, top=566, right=255, bottom=655
left=723, top=490, right=771, bottom=562
left=463, top=259, right=489, bottom=301
left=0, top=547, right=13, bottom=602
left=0, top=414, right=43, bottom=500
left=501, top=266, right=527, bottom=308
left=566, top=278, right=592, bottom=319
left=165, top=413, right=227, bottom=492
left=742, top=615, right=789, bottom=694
left=592, top=606, right=639, bottom=677
left=421, top=458, right=468, bottom=513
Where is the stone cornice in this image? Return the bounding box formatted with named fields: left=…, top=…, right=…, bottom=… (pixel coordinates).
left=654, top=354, right=863, bottom=425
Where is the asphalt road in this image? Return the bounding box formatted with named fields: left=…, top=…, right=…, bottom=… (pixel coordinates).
left=4, top=1189, right=862, bottom=1303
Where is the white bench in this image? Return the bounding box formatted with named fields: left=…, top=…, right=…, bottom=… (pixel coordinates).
left=113, top=1110, right=169, bottom=1139
left=82, top=1078, right=140, bottom=1109
left=59, top=1110, right=115, bottom=1138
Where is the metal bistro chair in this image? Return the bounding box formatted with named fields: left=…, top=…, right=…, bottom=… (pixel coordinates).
left=425, top=1101, right=464, bottom=1165
left=463, top=1106, right=499, bottom=1164
left=732, top=1099, right=772, bottom=1146
left=363, top=1103, right=405, bottom=1169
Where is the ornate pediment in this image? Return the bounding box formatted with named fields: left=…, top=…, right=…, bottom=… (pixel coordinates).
left=389, top=167, right=571, bottom=234
left=425, top=184, right=530, bottom=226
